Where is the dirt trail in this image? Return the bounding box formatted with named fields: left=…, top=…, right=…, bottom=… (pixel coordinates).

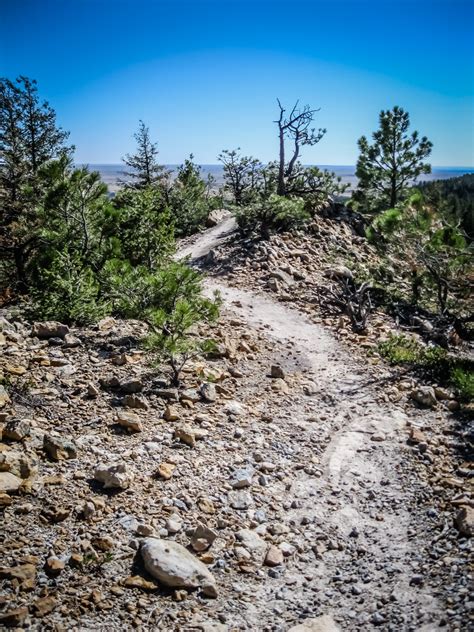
left=178, top=221, right=444, bottom=630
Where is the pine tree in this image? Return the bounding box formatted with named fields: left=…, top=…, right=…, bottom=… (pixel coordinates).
left=354, top=106, right=432, bottom=212
left=122, top=120, right=168, bottom=188
left=0, top=76, right=72, bottom=290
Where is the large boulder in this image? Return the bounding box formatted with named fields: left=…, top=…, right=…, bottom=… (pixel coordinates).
left=140, top=538, right=217, bottom=597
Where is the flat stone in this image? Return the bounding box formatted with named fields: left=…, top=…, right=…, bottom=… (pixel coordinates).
left=32, top=321, right=69, bottom=339
left=180, top=389, right=200, bottom=403
left=236, top=529, right=267, bottom=564
left=288, top=615, right=340, bottom=631
left=229, top=490, right=253, bottom=510
left=140, top=538, right=217, bottom=597
left=268, top=269, right=294, bottom=286
left=223, top=400, right=245, bottom=416
left=0, top=472, right=23, bottom=493
left=155, top=388, right=179, bottom=401
left=120, top=379, right=143, bottom=394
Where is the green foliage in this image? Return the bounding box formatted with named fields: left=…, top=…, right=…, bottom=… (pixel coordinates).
left=378, top=334, right=474, bottom=402
left=168, top=155, right=219, bottom=237
left=0, top=76, right=72, bottom=291
left=109, top=186, right=174, bottom=268
left=282, top=163, right=349, bottom=201
left=0, top=78, right=219, bottom=383
left=105, top=261, right=220, bottom=384
left=235, top=193, right=310, bottom=237
left=450, top=366, right=474, bottom=401
left=378, top=334, right=447, bottom=367
left=122, top=120, right=168, bottom=188
left=354, top=106, right=432, bottom=213
left=419, top=173, right=474, bottom=242
left=367, top=192, right=472, bottom=315
left=30, top=249, right=108, bottom=325
left=218, top=148, right=265, bottom=205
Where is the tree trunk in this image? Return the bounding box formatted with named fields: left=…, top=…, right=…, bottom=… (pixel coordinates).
left=277, top=128, right=286, bottom=196
left=13, top=245, right=28, bottom=293
left=390, top=177, right=397, bottom=208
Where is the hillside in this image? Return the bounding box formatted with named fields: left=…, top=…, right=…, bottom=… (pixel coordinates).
left=1, top=215, right=472, bottom=631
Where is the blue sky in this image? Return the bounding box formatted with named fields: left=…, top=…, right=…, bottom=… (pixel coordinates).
left=1, top=0, right=473, bottom=166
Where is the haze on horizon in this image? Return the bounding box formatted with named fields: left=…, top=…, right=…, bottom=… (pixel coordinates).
left=1, top=0, right=473, bottom=167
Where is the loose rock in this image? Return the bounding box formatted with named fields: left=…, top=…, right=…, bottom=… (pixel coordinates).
left=93, top=463, right=132, bottom=490
left=140, top=538, right=218, bottom=597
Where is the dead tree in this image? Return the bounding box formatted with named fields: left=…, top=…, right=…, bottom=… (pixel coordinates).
left=318, top=277, right=374, bottom=334
left=275, top=99, right=326, bottom=196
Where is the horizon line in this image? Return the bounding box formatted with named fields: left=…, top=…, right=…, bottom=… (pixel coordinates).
left=77, top=163, right=474, bottom=169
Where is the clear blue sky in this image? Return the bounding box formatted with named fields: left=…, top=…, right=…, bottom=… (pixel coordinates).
left=1, top=0, right=473, bottom=166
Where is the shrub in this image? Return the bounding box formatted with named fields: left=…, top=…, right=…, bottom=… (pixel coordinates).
left=108, top=186, right=174, bottom=269
left=30, top=249, right=109, bottom=325
left=450, top=366, right=474, bottom=401
left=235, top=193, right=309, bottom=237
left=378, top=334, right=447, bottom=367
left=105, top=260, right=220, bottom=384
left=168, top=156, right=219, bottom=237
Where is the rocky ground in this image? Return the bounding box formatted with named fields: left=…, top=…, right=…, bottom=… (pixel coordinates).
left=0, top=216, right=472, bottom=631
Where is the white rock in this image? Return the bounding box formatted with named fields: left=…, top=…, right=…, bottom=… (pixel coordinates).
left=228, top=490, right=253, bottom=510
left=235, top=529, right=267, bottom=564
left=166, top=516, right=183, bottom=534
left=93, top=463, right=132, bottom=489
left=288, top=615, right=340, bottom=632
left=0, top=471, right=22, bottom=493
left=224, top=400, right=245, bottom=416
left=410, top=387, right=437, bottom=408
left=140, top=538, right=217, bottom=596
left=190, top=522, right=218, bottom=551
left=230, top=468, right=253, bottom=489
